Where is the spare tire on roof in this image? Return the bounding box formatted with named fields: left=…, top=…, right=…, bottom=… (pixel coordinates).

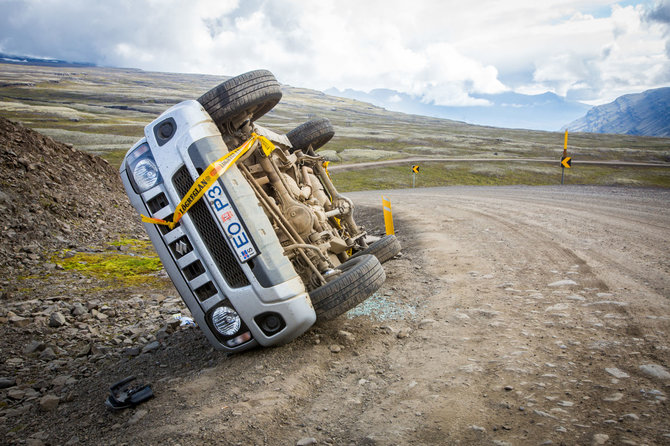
left=197, top=69, right=282, bottom=134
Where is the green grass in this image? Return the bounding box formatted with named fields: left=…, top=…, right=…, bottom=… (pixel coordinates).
left=331, top=162, right=670, bottom=191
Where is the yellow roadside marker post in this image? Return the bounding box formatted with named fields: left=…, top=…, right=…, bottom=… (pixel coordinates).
left=382, top=195, right=394, bottom=235
left=561, top=130, right=572, bottom=184
left=411, top=164, right=420, bottom=188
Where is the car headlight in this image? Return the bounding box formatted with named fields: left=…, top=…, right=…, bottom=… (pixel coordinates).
left=211, top=306, right=241, bottom=336
left=126, top=143, right=162, bottom=193
left=133, top=158, right=160, bottom=191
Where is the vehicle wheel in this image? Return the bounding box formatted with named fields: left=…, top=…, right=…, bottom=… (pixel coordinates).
left=310, top=254, right=385, bottom=321
left=197, top=69, right=282, bottom=133
left=351, top=235, right=401, bottom=264
left=286, top=118, right=334, bottom=152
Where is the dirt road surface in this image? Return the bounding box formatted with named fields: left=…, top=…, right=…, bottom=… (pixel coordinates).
left=6, top=185, right=670, bottom=445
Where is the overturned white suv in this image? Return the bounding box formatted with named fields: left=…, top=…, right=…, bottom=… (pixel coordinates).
left=120, top=70, right=400, bottom=352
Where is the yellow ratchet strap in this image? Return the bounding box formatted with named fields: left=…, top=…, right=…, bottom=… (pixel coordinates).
left=141, top=133, right=275, bottom=229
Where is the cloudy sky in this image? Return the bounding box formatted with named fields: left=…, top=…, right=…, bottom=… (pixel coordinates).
left=1, top=0, right=669, bottom=107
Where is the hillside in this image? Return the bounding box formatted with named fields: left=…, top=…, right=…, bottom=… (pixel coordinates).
left=566, top=87, right=670, bottom=137
left=1, top=62, right=669, bottom=169
left=0, top=117, right=141, bottom=272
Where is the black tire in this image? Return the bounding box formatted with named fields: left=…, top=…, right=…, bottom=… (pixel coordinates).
left=197, top=69, right=282, bottom=132
left=310, top=254, right=385, bottom=321
left=351, top=235, right=401, bottom=264
left=286, top=118, right=334, bottom=152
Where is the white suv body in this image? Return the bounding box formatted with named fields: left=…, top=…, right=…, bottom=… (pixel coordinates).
left=120, top=100, right=316, bottom=352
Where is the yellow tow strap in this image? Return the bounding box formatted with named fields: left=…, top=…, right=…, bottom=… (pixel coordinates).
left=141, top=132, right=275, bottom=229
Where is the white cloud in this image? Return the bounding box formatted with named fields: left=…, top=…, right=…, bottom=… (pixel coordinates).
left=0, top=0, right=668, bottom=106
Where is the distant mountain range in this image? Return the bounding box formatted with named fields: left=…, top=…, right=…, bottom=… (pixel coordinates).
left=0, top=52, right=94, bottom=67
left=325, top=87, right=591, bottom=132
left=565, top=87, right=670, bottom=137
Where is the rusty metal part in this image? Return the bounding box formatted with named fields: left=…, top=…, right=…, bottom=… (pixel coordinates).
left=239, top=163, right=327, bottom=288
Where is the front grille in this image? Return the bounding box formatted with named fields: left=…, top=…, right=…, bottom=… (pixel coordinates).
left=172, top=166, right=249, bottom=288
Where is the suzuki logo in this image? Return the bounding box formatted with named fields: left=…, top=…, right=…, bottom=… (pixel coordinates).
left=174, top=239, right=190, bottom=256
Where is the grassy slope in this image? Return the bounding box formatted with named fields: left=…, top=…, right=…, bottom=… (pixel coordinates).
left=1, top=62, right=669, bottom=189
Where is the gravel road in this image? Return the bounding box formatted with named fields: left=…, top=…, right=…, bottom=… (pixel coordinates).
left=2, top=185, right=669, bottom=445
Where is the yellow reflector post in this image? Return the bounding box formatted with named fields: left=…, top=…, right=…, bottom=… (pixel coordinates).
left=382, top=195, right=394, bottom=236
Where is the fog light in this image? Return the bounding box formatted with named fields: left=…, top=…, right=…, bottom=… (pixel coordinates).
left=255, top=312, right=286, bottom=336
left=211, top=306, right=241, bottom=336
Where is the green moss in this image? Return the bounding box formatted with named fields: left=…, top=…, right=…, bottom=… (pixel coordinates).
left=55, top=238, right=164, bottom=287
left=108, top=237, right=155, bottom=254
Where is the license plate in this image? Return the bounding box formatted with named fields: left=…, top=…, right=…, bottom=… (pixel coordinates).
left=205, top=183, right=258, bottom=263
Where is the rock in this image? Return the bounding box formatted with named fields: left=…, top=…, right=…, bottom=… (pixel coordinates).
left=470, top=425, right=486, bottom=432
left=639, top=363, right=670, bottom=380
left=39, top=347, right=57, bottom=361
left=592, top=433, right=609, bottom=445
left=621, top=413, right=639, bottom=421
left=141, top=341, right=161, bottom=354
left=396, top=328, right=411, bottom=339
left=504, top=385, right=513, bottom=391
left=127, top=409, right=148, bottom=425
left=9, top=314, right=31, bottom=328
left=123, top=347, right=141, bottom=357
left=91, top=309, right=108, bottom=321
left=8, top=388, right=26, bottom=400
left=262, top=375, right=276, bottom=385
left=548, top=279, right=577, bottom=287
left=296, top=438, right=318, bottom=446
left=39, top=394, right=60, bottom=411
left=605, top=367, right=629, bottom=379
left=0, top=377, right=16, bottom=389
left=419, top=319, right=435, bottom=328
left=51, top=375, right=71, bottom=387
left=329, top=344, right=342, bottom=353
left=603, top=392, right=624, bottom=402
left=49, top=311, right=66, bottom=327
left=23, top=340, right=46, bottom=354
left=337, top=330, right=355, bottom=344
left=155, top=326, right=169, bottom=341
left=545, top=303, right=570, bottom=312
left=71, top=303, right=87, bottom=316
left=24, top=388, right=40, bottom=399
left=76, top=343, right=91, bottom=357
left=65, top=436, right=80, bottom=445
left=567, top=294, right=586, bottom=301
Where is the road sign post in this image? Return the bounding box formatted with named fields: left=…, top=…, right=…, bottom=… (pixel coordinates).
left=561, top=130, right=571, bottom=185
left=411, top=165, right=419, bottom=188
